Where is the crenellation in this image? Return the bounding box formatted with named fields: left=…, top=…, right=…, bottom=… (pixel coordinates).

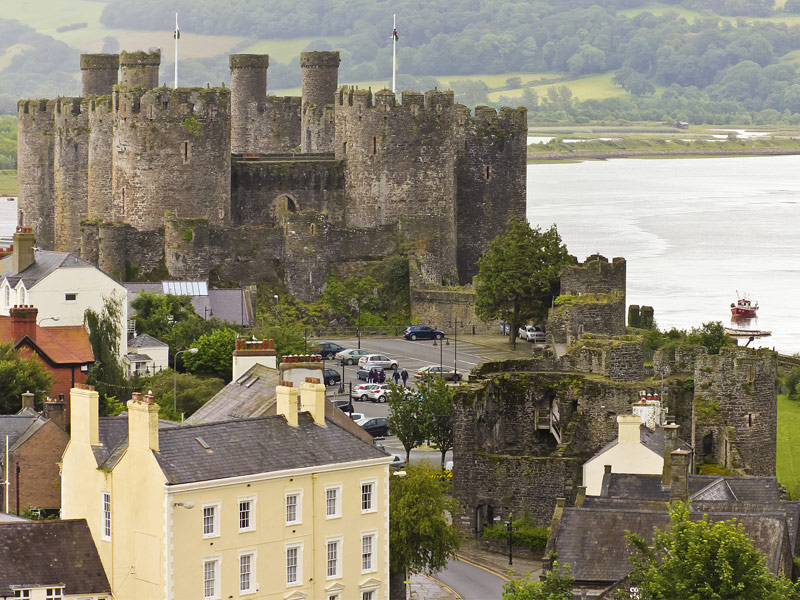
left=80, top=53, right=119, bottom=97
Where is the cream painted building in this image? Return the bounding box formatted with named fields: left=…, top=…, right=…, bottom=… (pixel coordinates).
left=0, top=227, right=128, bottom=356
left=61, top=380, right=392, bottom=600
left=582, top=415, right=683, bottom=496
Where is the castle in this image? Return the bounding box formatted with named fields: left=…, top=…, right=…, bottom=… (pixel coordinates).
left=17, top=50, right=527, bottom=304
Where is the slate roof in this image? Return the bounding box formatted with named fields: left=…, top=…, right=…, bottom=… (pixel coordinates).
left=588, top=424, right=691, bottom=463
left=603, top=473, right=781, bottom=503
left=125, top=353, right=152, bottom=362
left=0, top=319, right=94, bottom=365
left=553, top=506, right=790, bottom=583
left=156, top=412, right=389, bottom=484
left=0, top=519, right=111, bottom=596
left=186, top=363, right=280, bottom=424
left=0, top=250, right=99, bottom=289
left=129, top=333, right=168, bottom=348
left=0, top=415, right=39, bottom=450
left=95, top=411, right=389, bottom=484
left=125, top=282, right=256, bottom=327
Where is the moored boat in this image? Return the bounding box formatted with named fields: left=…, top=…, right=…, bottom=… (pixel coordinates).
left=731, top=292, right=758, bottom=318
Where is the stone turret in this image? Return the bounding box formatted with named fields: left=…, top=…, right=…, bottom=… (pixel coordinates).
left=301, top=51, right=340, bottom=152
left=54, top=97, right=90, bottom=254
left=229, top=54, right=268, bottom=154
left=119, top=50, right=161, bottom=89
left=17, top=100, right=55, bottom=249
left=80, top=54, right=119, bottom=96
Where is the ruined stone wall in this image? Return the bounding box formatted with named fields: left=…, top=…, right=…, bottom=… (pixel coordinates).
left=282, top=211, right=330, bottom=301
left=410, top=288, right=479, bottom=332
left=561, top=255, right=627, bottom=297
left=17, top=100, right=55, bottom=249
left=54, top=97, right=90, bottom=254
left=112, top=87, right=231, bottom=230
left=455, top=105, right=527, bottom=285
left=548, top=298, right=626, bottom=345
left=335, top=88, right=458, bottom=284
left=653, top=345, right=708, bottom=376
left=230, top=155, right=345, bottom=227
left=87, top=96, right=114, bottom=222
left=693, top=347, right=777, bottom=476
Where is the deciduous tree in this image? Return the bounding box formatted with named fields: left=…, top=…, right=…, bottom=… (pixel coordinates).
left=622, top=502, right=799, bottom=599
left=387, top=383, right=425, bottom=463
left=182, top=327, right=238, bottom=381
left=390, top=463, right=462, bottom=599
left=502, top=562, right=574, bottom=600
left=475, top=216, right=571, bottom=349
left=85, top=292, right=127, bottom=415
left=0, top=342, right=51, bottom=414
left=417, top=376, right=455, bottom=468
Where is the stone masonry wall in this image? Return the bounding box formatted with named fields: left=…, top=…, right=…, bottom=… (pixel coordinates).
left=54, top=98, right=90, bottom=254
left=17, top=100, right=56, bottom=249
left=693, top=347, right=777, bottom=476
left=455, top=105, right=527, bottom=285
left=410, top=288, right=479, bottom=333
left=87, top=96, right=114, bottom=222
left=548, top=298, right=626, bottom=345
left=561, top=255, right=627, bottom=297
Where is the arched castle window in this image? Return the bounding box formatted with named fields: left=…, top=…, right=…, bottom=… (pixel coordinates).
left=271, top=195, right=298, bottom=226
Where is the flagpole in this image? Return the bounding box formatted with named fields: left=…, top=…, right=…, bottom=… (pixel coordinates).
left=174, top=13, right=179, bottom=89
left=392, top=14, right=396, bottom=93
left=4, top=435, right=8, bottom=513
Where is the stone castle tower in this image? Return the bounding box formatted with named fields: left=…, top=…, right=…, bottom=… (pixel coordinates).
left=18, top=50, right=527, bottom=302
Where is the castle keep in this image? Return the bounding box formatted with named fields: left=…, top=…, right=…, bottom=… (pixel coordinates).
left=17, top=51, right=527, bottom=301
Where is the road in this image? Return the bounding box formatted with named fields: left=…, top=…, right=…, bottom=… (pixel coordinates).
left=435, top=558, right=506, bottom=600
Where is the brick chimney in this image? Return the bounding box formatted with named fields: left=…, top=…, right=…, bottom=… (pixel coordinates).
left=10, top=305, right=38, bottom=341
left=12, top=226, right=35, bottom=274
left=127, top=391, right=160, bottom=452
left=232, top=338, right=277, bottom=381
left=661, top=423, right=680, bottom=487
left=276, top=381, right=299, bottom=427
left=278, top=354, right=324, bottom=388
left=300, top=377, right=326, bottom=426
left=617, top=414, right=641, bottom=443
left=669, top=449, right=692, bottom=501
left=43, top=398, right=67, bottom=431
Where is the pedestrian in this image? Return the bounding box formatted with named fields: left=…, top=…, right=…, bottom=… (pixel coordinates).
left=378, top=369, right=386, bottom=383
left=401, top=368, right=408, bottom=387
left=368, top=368, right=375, bottom=383
left=392, top=369, right=400, bottom=385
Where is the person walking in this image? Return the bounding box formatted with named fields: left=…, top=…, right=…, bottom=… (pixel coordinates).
left=378, top=369, right=386, bottom=383
left=368, top=368, right=375, bottom=383
left=392, top=369, right=401, bottom=385
left=401, top=368, right=409, bottom=387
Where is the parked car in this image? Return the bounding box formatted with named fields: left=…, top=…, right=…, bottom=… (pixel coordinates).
left=323, top=368, right=341, bottom=386
left=349, top=412, right=365, bottom=421
left=403, top=325, right=444, bottom=341
left=351, top=383, right=385, bottom=402
left=356, top=365, right=385, bottom=381
left=356, top=416, right=390, bottom=437
left=314, top=342, right=345, bottom=360
left=518, top=324, right=546, bottom=343
left=358, top=354, right=399, bottom=370
left=391, top=455, right=407, bottom=471
left=335, top=348, right=369, bottom=365
left=332, top=398, right=354, bottom=414
left=500, top=321, right=510, bottom=335
left=414, top=365, right=462, bottom=381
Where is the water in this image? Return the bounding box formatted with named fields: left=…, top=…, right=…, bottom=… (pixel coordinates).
left=527, top=155, right=800, bottom=355
left=0, top=198, right=15, bottom=242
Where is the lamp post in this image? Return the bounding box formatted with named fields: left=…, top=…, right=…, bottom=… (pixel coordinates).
left=448, top=319, right=464, bottom=380
left=37, top=316, right=60, bottom=325
left=173, top=348, right=198, bottom=414
left=432, top=338, right=443, bottom=370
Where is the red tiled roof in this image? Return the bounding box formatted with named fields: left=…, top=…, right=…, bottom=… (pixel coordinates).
left=0, top=317, right=94, bottom=365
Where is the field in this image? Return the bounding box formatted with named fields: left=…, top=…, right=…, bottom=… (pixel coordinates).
left=0, top=171, right=18, bottom=196
left=777, top=395, right=800, bottom=497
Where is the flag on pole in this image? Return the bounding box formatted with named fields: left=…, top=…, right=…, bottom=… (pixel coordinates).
left=174, top=27, right=180, bottom=39
left=392, top=27, right=398, bottom=42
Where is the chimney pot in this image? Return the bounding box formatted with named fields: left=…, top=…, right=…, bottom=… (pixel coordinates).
left=131, top=391, right=143, bottom=403
left=604, top=464, right=612, bottom=474
left=21, top=391, right=35, bottom=411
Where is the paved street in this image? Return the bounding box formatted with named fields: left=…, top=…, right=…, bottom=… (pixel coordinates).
left=435, top=557, right=507, bottom=599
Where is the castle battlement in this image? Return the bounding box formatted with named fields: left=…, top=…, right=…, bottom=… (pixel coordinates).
left=229, top=54, right=269, bottom=69
left=113, top=86, right=230, bottom=121
left=55, top=97, right=88, bottom=117
left=335, top=87, right=455, bottom=114
left=18, top=99, right=53, bottom=117
left=561, top=254, right=627, bottom=297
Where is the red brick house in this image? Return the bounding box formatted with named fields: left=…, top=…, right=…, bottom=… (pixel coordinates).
left=0, top=305, right=94, bottom=422
left=0, top=395, right=69, bottom=514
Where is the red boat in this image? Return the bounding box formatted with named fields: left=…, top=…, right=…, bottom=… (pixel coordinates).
left=731, top=293, right=758, bottom=318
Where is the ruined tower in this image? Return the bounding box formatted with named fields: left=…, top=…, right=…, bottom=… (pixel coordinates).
left=17, top=100, right=56, bottom=249
left=111, top=87, right=231, bottom=230
left=119, top=50, right=161, bottom=89
left=300, top=51, right=340, bottom=153
left=80, top=54, right=119, bottom=97
left=87, top=96, right=115, bottom=222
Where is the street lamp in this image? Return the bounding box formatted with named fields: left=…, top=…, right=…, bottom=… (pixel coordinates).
left=448, top=319, right=464, bottom=380
left=37, top=316, right=60, bottom=325
left=432, top=338, right=443, bottom=370
left=173, top=348, right=198, bottom=414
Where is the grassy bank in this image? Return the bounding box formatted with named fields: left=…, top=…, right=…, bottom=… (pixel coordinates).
left=778, top=395, right=800, bottom=497
left=0, top=171, right=17, bottom=196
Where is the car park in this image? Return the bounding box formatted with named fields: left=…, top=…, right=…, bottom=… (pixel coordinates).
left=414, top=365, right=462, bottom=381
left=356, top=416, right=390, bottom=437
left=351, top=383, right=385, bottom=402
left=335, top=348, right=369, bottom=365
left=314, top=342, right=345, bottom=359
left=358, top=354, right=399, bottom=370
left=403, top=325, right=444, bottom=341
left=332, top=398, right=354, bottom=414
left=322, top=368, right=341, bottom=386
left=518, top=324, right=546, bottom=342
left=356, top=365, right=386, bottom=381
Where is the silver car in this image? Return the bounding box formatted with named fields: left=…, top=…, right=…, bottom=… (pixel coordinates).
left=358, top=354, right=399, bottom=370
left=518, top=325, right=546, bottom=342
left=335, top=348, right=370, bottom=365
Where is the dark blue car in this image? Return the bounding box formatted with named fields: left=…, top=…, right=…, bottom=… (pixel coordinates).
left=403, top=325, right=444, bottom=341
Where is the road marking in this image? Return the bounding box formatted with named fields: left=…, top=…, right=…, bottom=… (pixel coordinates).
left=456, top=555, right=511, bottom=581
left=415, top=570, right=464, bottom=599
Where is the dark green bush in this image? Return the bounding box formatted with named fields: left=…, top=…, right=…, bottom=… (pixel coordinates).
left=482, top=515, right=549, bottom=552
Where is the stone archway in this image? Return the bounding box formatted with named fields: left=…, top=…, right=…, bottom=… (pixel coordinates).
left=271, top=194, right=299, bottom=226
